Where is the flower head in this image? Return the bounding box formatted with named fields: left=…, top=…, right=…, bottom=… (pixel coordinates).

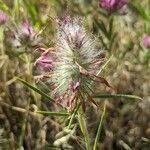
left=15, top=20, right=41, bottom=48
left=36, top=16, right=110, bottom=111
left=142, top=34, right=150, bottom=49
left=0, top=10, right=9, bottom=25
left=54, top=16, right=111, bottom=109
left=99, top=0, right=127, bottom=11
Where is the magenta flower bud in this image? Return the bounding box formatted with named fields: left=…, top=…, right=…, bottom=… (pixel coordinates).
left=99, top=0, right=127, bottom=11
left=35, top=53, right=54, bottom=71
left=0, top=10, right=9, bottom=25
left=142, top=34, right=150, bottom=48
left=21, top=20, right=34, bottom=37
left=17, top=20, right=35, bottom=40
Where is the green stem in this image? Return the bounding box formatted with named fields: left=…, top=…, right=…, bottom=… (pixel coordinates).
left=93, top=94, right=142, bottom=101
left=67, top=103, right=81, bottom=129
left=18, top=98, right=30, bottom=149
left=37, top=111, right=69, bottom=117
left=78, top=108, right=90, bottom=150
left=96, top=55, right=113, bottom=76
left=93, top=102, right=106, bottom=150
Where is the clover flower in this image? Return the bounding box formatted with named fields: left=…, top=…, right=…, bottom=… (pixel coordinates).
left=0, top=10, right=9, bottom=25
left=99, top=0, right=127, bottom=11
left=34, top=49, right=55, bottom=71
left=36, top=16, right=110, bottom=111
left=15, top=20, right=41, bottom=48
left=142, top=34, right=150, bottom=49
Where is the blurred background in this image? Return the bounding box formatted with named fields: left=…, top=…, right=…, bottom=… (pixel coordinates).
left=0, top=0, right=149, bottom=149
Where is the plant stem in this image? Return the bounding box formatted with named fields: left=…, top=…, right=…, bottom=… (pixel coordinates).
left=78, top=108, right=90, bottom=150
left=67, top=102, right=81, bottom=129
left=93, top=94, right=142, bottom=101
left=0, top=101, right=69, bottom=117
left=93, top=102, right=106, bottom=150
left=37, top=111, right=69, bottom=117
left=18, top=98, right=30, bottom=149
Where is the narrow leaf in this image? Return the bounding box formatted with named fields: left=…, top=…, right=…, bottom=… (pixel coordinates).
left=78, top=109, right=90, bottom=150
left=108, top=17, right=114, bottom=39
left=93, top=94, right=142, bottom=101
left=17, top=77, right=55, bottom=102
left=94, top=76, right=112, bottom=88
left=93, top=103, right=106, bottom=150
left=87, top=93, right=98, bottom=107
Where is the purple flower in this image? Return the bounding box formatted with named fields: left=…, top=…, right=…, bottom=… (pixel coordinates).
left=0, top=10, right=9, bottom=25
left=35, top=52, right=54, bottom=71
left=99, top=0, right=127, bottom=11
left=142, top=34, right=150, bottom=48
left=21, top=20, right=34, bottom=37
left=17, top=20, right=35, bottom=40
left=15, top=20, right=41, bottom=48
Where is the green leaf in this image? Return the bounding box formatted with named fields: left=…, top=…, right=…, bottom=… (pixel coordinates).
left=108, top=17, right=114, bottom=39
left=17, top=77, right=55, bottom=102
left=78, top=108, right=90, bottom=150
left=98, top=20, right=109, bottom=39
left=93, top=94, right=142, bottom=100
left=0, top=0, right=9, bottom=12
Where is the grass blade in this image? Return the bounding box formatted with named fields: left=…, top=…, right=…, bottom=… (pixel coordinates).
left=93, top=102, right=106, bottom=150
left=17, top=77, right=55, bottom=102
left=37, top=111, right=69, bottom=117
left=78, top=108, right=90, bottom=150
left=67, top=102, right=81, bottom=129
left=93, top=94, right=142, bottom=100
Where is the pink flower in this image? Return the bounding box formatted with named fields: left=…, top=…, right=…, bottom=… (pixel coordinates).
left=142, top=34, right=150, bottom=48
left=21, top=20, right=34, bottom=37
left=17, top=20, right=35, bottom=40
left=35, top=53, right=54, bottom=71
left=99, top=0, right=127, bottom=11
left=0, top=10, right=9, bottom=25
left=15, top=20, right=41, bottom=48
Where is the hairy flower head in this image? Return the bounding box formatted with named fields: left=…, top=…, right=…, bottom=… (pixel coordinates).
left=53, top=16, right=110, bottom=110
left=36, top=16, right=110, bottom=111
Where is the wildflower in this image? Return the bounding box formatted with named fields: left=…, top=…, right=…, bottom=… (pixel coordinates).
left=99, top=0, right=127, bottom=11
left=36, top=16, right=111, bottom=111
left=142, top=34, right=150, bottom=48
left=0, top=10, right=9, bottom=25
left=53, top=16, right=111, bottom=110
left=19, top=20, right=34, bottom=40
left=15, top=20, right=41, bottom=48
